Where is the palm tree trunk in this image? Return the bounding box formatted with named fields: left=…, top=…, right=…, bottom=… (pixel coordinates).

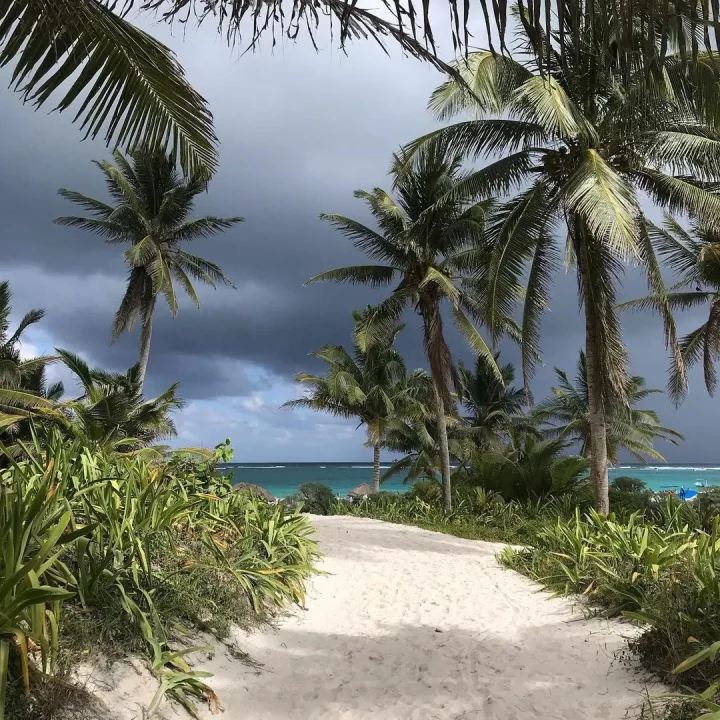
left=373, top=442, right=381, bottom=493
left=137, top=297, right=156, bottom=393
left=581, top=274, right=610, bottom=515
left=432, top=376, right=452, bottom=512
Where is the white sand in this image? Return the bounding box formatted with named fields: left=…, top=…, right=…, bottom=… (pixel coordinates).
left=86, top=515, right=654, bottom=719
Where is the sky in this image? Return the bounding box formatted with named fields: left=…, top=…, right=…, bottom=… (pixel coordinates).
left=0, top=9, right=718, bottom=463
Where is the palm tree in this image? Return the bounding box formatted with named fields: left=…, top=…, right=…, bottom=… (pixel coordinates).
left=307, top=143, right=506, bottom=511
left=285, top=307, right=422, bottom=492
left=57, top=349, right=183, bottom=450
left=0, top=2, right=217, bottom=173
left=55, top=147, right=243, bottom=390
left=410, top=15, right=720, bottom=512
left=0, top=281, right=63, bottom=436
left=467, top=435, right=588, bottom=502
left=622, top=216, right=720, bottom=401
left=533, top=350, right=683, bottom=464
left=457, top=354, right=534, bottom=452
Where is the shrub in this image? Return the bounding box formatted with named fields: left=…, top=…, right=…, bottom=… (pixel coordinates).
left=611, top=476, right=647, bottom=493
left=0, top=429, right=319, bottom=720
left=409, top=478, right=442, bottom=503
left=288, top=482, right=336, bottom=515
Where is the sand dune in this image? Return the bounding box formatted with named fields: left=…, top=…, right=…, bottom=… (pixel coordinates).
left=89, top=515, right=654, bottom=719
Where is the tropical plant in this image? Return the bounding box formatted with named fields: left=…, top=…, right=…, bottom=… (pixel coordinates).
left=154, top=0, right=700, bottom=83
left=55, top=147, right=242, bottom=389
left=285, top=308, right=424, bottom=491
left=533, top=350, right=683, bottom=464
left=286, top=482, right=336, bottom=516
left=58, top=349, right=183, bottom=449
left=381, top=410, right=471, bottom=488
left=0, top=428, right=319, bottom=718
left=622, top=216, right=720, bottom=401
left=457, top=354, right=534, bottom=452
left=466, top=435, right=588, bottom=502
left=0, top=451, right=78, bottom=720
left=308, top=143, right=507, bottom=511
left=0, top=2, right=217, bottom=173
left=411, top=12, right=720, bottom=512
left=0, top=282, right=63, bottom=439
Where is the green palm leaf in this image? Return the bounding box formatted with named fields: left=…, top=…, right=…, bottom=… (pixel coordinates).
left=1, top=0, right=217, bottom=174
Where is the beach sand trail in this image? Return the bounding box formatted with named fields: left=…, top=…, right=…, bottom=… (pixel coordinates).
left=211, top=515, right=651, bottom=720
left=87, top=515, right=653, bottom=719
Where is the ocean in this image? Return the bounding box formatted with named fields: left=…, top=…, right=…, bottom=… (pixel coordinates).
left=223, top=462, right=720, bottom=498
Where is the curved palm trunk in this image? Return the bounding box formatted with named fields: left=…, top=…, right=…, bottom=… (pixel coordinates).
left=373, top=442, right=381, bottom=493
left=581, top=269, right=610, bottom=514
left=419, top=293, right=454, bottom=512
left=137, top=297, right=156, bottom=393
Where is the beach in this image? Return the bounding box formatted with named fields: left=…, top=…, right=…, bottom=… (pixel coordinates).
left=89, top=515, right=654, bottom=719
left=227, top=462, right=720, bottom=498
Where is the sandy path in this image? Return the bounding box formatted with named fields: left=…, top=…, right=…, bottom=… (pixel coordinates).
left=206, top=515, right=651, bottom=720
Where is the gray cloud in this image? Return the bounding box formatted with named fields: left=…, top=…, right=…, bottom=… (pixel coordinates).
left=0, top=16, right=716, bottom=460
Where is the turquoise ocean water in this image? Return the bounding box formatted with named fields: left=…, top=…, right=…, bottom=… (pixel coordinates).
left=224, top=462, right=720, bottom=498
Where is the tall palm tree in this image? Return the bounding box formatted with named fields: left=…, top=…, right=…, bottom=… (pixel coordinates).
left=0, top=2, right=217, bottom=173
left=457, top=354, right=534, bottom=452
left=410, top=14, right=720, bottom=512
left=57, top=349, right=183, bottom=450
left=533, top=350, right=683, bottom=464
left=55, top=147, right=243, bottom=390
left=285, top=307, right=422, bottom=492
left=622, top=216, right=720, bottom=401
left=307, top=143, right=506, bottom=511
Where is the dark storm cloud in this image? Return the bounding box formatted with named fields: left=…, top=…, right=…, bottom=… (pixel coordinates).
left=0, top=15, right=717, bottom=459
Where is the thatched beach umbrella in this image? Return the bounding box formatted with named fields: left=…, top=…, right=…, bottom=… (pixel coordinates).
left=348, top=483, right=375, bottom=499
left=234, top=483, right=275, bottom=503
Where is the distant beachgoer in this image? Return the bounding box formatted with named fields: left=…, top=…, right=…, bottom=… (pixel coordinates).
left=679, top=487, right=687, bottom=501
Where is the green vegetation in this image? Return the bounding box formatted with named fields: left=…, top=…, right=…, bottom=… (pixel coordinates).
left=0, top=430, right=318, bottom=720
left=308, top=144, right=504, bottom=512
left=533, top=350, right=684, bottom=462
left=7, top=3, right=720, bottom=720
left=0, top=2, right=217, bottom=173
left=285, top=308, right=428, bottom=491
left=287, top=482, right=337, bottom=516
left=55, top=147, right=242, bottom=389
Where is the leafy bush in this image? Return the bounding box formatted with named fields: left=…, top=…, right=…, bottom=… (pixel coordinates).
left=288, top=482, right=336, bottom=515
left=0, top=429, right=319, bottom=719
left=611, top=475, right=647, bottom=493
left=466, top=436, right=588, bottom=502
left=498, top=505, right=720, bottom=720
left=409, top=478, right=442, bottom=503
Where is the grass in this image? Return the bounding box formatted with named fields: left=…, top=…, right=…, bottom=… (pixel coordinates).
left=0, top=429, right=320, bottom=719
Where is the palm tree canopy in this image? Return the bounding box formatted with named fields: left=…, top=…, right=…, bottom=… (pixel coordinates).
left=532, top=350, right=684, bottom=463
left=410, top=16, right=720, bottom=405
left=54, top=146, right=242, bottom=338
left=150, top=0, right=707, bottom=81
left=308, top=142, right=507, bottom=405
left=284, top=307, right=420, bottom=443
left=621, top=215, right=720, bottom=401
left=0, top=281, right=64, bottom=434
left=57, top=348, right=183, bottom=449
left=457, top=354, right=534, bottom=451
left=1, top=1, right=217, bottom=174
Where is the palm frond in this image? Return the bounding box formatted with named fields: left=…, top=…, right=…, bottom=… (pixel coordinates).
left=1, top=0, right=218, bottom=174
left=305, top=265, right=396, bottom=288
